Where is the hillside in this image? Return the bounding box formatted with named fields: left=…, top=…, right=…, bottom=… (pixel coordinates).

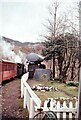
left=0, top=36, right=45, bottom=62
left=2, top=36, right=45, bottom=54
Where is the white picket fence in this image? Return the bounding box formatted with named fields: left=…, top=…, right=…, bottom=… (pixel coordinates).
left=41, top=98, right=78, bottom=119
left=21, top=72, right=78, bottom=119
left=21, top=72, right=41, bottom=118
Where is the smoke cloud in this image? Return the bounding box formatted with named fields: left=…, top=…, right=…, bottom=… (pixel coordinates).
left=0, top=36, right=25, bottom=63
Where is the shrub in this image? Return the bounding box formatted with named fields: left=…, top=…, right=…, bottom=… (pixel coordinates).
left=66, top=81, right=79, bottom=87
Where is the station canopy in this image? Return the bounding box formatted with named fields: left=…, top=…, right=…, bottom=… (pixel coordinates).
left=26, top=53, right=44, bottom=62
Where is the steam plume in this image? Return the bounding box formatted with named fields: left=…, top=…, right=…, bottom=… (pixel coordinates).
left=0, top=36, right=25, bottom=63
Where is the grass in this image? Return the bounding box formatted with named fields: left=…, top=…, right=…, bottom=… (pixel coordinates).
left=33, top=80, right=78, bottom=101
left=48, top=80, right=78, bottom=97
left=35, top=91, right=69, bottom=101
left=17, top=97, right=29, bottom=118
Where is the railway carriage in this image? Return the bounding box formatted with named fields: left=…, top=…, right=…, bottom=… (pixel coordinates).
left=0, top=60, right=2, bottom=84
left=0, top=60, right=17, bottom=83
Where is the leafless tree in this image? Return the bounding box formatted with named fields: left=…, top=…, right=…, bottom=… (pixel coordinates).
left=42, top=0, right=80, bottom=82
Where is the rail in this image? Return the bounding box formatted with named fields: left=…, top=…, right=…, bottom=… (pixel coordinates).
left=21, top=73, right=78, bottom=119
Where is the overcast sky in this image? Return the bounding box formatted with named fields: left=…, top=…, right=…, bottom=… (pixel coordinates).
left=0, top=0, right=79, bottom=43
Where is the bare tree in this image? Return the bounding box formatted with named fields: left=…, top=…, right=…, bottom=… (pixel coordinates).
left=42, top=0, right=80, bottom=82
left=43, top=0, right=62, bottom=78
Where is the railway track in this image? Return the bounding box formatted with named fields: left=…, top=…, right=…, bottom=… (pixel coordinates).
left=1, top=78, right=29, bottom=120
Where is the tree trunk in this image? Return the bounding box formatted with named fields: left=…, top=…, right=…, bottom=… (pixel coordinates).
left=53, top=56, right=55, bottom=78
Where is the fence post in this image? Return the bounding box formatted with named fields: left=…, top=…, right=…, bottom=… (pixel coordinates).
left=21, top=78, right=24, bottom=98
left=57, top=101, right=60, bottom=119
left=50, top=99, right=54, bottom=109
left=26, top=90, right=30, bottom=111
left=63, top=101, right=67, bottom=119
left=75, top=100, right=78, bottom=118
left=23, top=87, right=27, bottom=108
left=29, top=97, right=34, bottom=119
left=69, top=101, right=73, bottom=119
left=44, top=100, right=48, bottom=111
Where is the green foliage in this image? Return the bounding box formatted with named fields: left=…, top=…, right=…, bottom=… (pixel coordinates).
left=66, top=81, right=79, bottom=87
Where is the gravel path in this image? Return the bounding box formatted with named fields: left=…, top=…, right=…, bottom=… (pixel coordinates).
left=2, top=79, right=29, bottom=120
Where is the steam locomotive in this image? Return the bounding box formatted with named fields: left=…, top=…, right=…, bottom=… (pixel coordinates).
left=0, top=53, right=46, bottom=83
left=0, top=59, right=24, bottom=83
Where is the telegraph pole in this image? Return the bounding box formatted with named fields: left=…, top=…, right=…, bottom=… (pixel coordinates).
left=78, top=1, right=81, bottom=119
left=78, top=68, right=81, bottom=119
